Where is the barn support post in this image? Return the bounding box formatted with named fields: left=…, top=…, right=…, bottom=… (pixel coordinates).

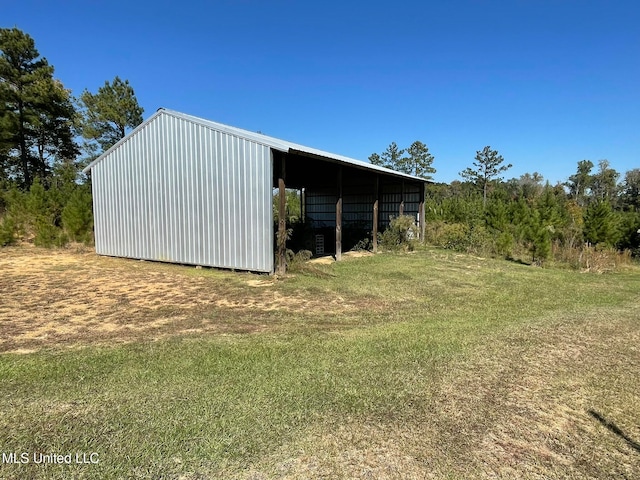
left=372, top=175, right=379, bottom=253
left=277, top=156, right=287, bottom=275
left=399, top=181, right=405, bottom=216
left=336, top=166, right=343, bottom=261
left=419, top=181, right=426, bottom=242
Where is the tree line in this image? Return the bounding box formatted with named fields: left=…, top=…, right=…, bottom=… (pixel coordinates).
left=0, top=27, right=143, bottom=246
left=369, top=141, right=639, bottom=266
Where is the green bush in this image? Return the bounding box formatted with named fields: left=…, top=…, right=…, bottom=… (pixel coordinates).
left=351, top=237, right=372, bottom=252
left=62, top=188, right=94, bottom=243
left=378, top=215, right=419, bottom=251
left=440, top=223, right=469, bottom=252
left=34, top=221, right=68, bottom=247
left=494, top=231, right=514, bottom=257
left=0, top=216, right=17, bottom=246
left=425, top=221, right=491, bottom=255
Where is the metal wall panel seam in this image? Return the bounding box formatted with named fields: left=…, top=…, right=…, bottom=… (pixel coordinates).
left=114, top=150, right=122, bottom=257
left=215, top=130, right=223, bottom=267
left=202, top=125, right=210, bottom=267
left=182, top=118, right=191, bottom=264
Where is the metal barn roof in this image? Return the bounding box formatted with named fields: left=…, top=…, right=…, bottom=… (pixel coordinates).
left=84, top=108, right=428, bottom=184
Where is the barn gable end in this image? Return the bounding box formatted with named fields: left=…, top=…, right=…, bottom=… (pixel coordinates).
left=88, top=110, right=274, bottom=272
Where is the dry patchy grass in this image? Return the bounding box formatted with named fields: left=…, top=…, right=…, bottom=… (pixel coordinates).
left=239, top=304, right=640, bottom=479
left=0, top=247, right=370, bottom=353
left=1, top=246, right=639, bottom=479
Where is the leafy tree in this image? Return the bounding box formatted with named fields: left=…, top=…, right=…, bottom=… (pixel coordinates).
left=25, top=177, right=66, bottom=246
left=508, top=197, right=531, bottom=244
left=460, top=146, right=512, bottom=207
left=484, top=190, right=509, bottom=233
left=368, top=152, right=381, bottom=166
left=273, top=189, right=302, bottom=223
left=562, top=199, right=585, bottom=249
left=32, top=79, right=78, bottom=178
left=518, top=172, right=544, bottom=201
left=565, top=160, right=594, bottom=206
left=591, top=160, right=619, bottom=205
left=620, top=168, right=640, bottom=212
left=0, top=27, right=77, bottom=188
left=79, top=76, right=144, bottom=154
left=536, top=184, right=565, bottom=229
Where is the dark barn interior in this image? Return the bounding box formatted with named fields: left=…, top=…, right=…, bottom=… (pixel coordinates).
left=272, top=149, right=426, bottom=261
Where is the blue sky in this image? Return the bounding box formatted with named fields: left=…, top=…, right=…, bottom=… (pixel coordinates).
left=4, top=0, right=639, bottom=184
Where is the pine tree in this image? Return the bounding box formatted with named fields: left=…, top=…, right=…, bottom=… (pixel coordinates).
left=62, top=187, right=93, bottom=243
left=460, top=146, right=512, bottom=207
left=402, top=141, right=436, bottom=179
left=79, top=76, right=144, bottom=154
left=0, top=27, right=77, bottom=188
left=583, top=201, right=618, bottom=246
left=525, top=210, right=551, bottom=265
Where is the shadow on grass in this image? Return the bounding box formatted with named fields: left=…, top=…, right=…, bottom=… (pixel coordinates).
left=588, top=409, right=640, bottom=453
left=505, top=255, right=532, bottom=266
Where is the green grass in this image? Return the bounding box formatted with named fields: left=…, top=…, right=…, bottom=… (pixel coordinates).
left=0, top=247, right=639, bottom=479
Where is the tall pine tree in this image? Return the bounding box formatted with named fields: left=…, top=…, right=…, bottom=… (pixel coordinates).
left=0, top=27, right=77, bottom=188
left=460, top=146, right=512, bottom=207
left=79, top=76, right=144, bottom=155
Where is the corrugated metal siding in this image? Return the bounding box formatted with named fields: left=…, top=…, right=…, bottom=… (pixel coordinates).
left=305, top=188, right=375, bottom=228
left=305, top=184, right=421, bottom=229
left=380, top=184, right=421, bottom=227
left=305, top=189, right=336, bottom=227
left=92, top=112, right=273, bottom=272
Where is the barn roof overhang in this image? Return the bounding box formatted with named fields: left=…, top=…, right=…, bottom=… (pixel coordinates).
left=83, top=108, right=430, bottom=189
left=273, top=149, right=426, bottom=191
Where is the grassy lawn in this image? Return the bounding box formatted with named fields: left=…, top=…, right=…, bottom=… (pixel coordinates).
left=0, top=247, right=639, bottom=479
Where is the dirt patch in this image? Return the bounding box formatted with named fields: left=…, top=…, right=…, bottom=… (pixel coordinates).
left=0, top=247, right=366, bottom=353
left=308, top=256, right=335, bottom=265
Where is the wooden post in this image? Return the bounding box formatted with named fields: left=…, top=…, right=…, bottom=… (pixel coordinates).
left=372, top=176, right=379, bottom=253
left=419, top=181, right=425, bottom=242
left=336, top=166, right=343, bottom=261
left=300, top=188, right=304, bottom=221
left=399, top=181, right=405, bottom=216
left=277, top=157, right=287, bottom=275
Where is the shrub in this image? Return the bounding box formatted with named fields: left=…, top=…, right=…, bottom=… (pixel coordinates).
left=62, top=188, right=94, bottom=243
left=286, top=249, right=331, bottom=277
left=351, top=237, right=373, bottom=252
left=0, top=216, right=17, bottom=246
left=494, top=231, right=514, bottom=258
left=440, top=223, right=469, bottom=252
left=0, top=188, right=30, bottom=246
left=34, top=221, right=68, bottom=248
left=378, top=215, right=419, bottom=251
left=425, top=221, right=491, bottom=255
